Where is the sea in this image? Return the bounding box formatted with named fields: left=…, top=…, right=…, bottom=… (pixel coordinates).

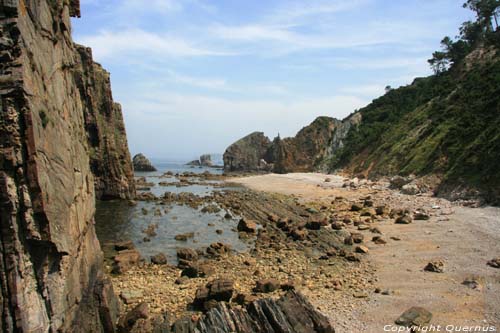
left=94, top=157, right=252, bottom=264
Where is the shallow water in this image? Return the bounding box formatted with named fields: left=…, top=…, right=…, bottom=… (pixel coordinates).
left=95, top=161, right=251, bottom=264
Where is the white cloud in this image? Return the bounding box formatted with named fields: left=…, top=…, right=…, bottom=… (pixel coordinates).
left=77, top=29, right=232, bottom=60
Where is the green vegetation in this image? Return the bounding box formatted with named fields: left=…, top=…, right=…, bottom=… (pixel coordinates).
left=329, top=1, right=500, bottom=202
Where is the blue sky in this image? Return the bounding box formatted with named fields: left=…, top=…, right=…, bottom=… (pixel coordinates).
left=72, top=0, right=473, bottom=161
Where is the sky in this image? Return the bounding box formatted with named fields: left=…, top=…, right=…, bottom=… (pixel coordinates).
left=72, top=0, right=473, bottom=161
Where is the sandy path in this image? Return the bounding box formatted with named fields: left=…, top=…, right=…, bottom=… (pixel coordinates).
left=232, top=173, right=500, bottom=333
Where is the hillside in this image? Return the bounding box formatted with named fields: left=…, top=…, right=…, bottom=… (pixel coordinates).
left=328, top=45, right=500, bottom=203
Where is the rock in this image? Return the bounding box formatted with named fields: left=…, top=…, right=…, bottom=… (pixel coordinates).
left=360, top=208, right=376, bottom=217
left=424, top=261, right=444, bottom=273
left=355, top=245, right=369, bottom=254
left=306, top=220, right=323, bottom=230
left=395, top=215, right=413, bottom=224
left=120, top=290, right=144, bottom=304
left=401, top=184, right=420, bottom=195
left=358, top=225, right=370, bottom=231
left=372, top=236, right=387, bottom=245
left=177, top=248, right=199, bottom=262
left=114, top=240, right=135, bottom=251
left=324, top=177, right=332, bottom=182
left=331, top=222, right=344, bottom=230
left=223, top=132, right=273, bottom=172
left=182, top=262, right=215, bottom=278
left=414, top=210, right=430, bottom=220
left=351, top=203, right=363, bottom=211
left=133, top=153, right=157, bottom=172
left=351, top=233, right=364, bottom=243
left=462, top=277, right=482, bottom=290
left=237, top=219, right=257, bottom=233
left=187, top=159, right=201, bottom=166
left=344, top=236, right=354, bottom=245
left=194, top=279, right=235, bottom=308
left=487, top=258, right=500, bottom=268
left=182, top=291, right=334, bottom=332
left=175, top=232, right=194, bottom=241
left=395, top=307, right=432, bottom=327
left=255, top=279, right=280, bottom=293
left=206, top=242, right=231, bottom=256
left=375, top=205, right=390, bottom=216
left=290, top=228, right=308, bottom=241
left=200, top=154, right=213, bottom=167
left=118, top=303, right=149, bottom=333
left=150, top=253, right=167, bottom=265
left=113, top=249, right=142, bottom=274
left=389, top=176, right=413, bottom=189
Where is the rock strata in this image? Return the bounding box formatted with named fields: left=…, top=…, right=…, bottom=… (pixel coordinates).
left=0, top=1, right=120, bottom=331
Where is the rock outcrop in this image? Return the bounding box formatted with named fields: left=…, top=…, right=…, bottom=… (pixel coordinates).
left=0, top=1, right=121, bottom=331
left=223, top=132, right=272, bottom=172
left=133, top=153, right=157, bottom=171
left=200, top=154, right=212, bottom=167
left=223, top=115, right=361, bottom=173
left=75, top=45, right=135, bottom=200
left=170, top=291, right=334, bottom=332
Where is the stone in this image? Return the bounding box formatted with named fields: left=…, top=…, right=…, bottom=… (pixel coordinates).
left=351, top=233, right=364, bottom=243
left=118, top=303, right=149, bottom=333
left=351, top=203, right=363, bottom=211
left=414, top=210, right=430, bottom=220
left=360, top=208, right=376, bottom=216
left=150, top=253, right=167, bottom=265
left=372, top=236, right=387, bottom=245
left=194, top=279, right=235, bottom=308
left=120, top=290, right=144, bottom=304
left=115, top=240, right=135, bottom=251
left=395, top=307, right=432, bottom=327
left=390, top=176, right=412, bottom=189
left=113, top=249, right=142, bottom=274
left=177, top=248, right=199, bottom=262
left=487, top=258, right=500, bottom=268
left=395, top=215, right=413, bottom=224
left=175, top=232, right=194, bottom=241
left=306, top=220, right=323, bottom=230
left=401, top=184, right=420, bottom=195
left=255, top=279, right=280, bottom=293
left=133, top=153, right=157, bottom=171
left=237, top=219, right=257, bottom=233
left=290, top=228, right=308, bottom=241
left=206, top=242, right=231, bottom=256
left=462, top=277, right=482, bottom=290
left=182, top=262, right=215, bottom=278
left=424, top=261, right=444, bottom=273
left=355, top=245, right=369, bottom=254
left=376, top=205, right=390, bottom=216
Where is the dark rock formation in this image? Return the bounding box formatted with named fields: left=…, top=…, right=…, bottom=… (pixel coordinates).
left=200, top=154, right=212, bottom=166
left=0, top=1, right=122, bottom=331
left=133, top=153, right=157, bottom=171
left=75, top=45, right=136, bottom=200
left=223, top=132, right=272, bottom=172
left=171, top=291, right=334, bottom=332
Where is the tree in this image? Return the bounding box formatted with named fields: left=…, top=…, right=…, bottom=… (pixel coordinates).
left=463, top=0, right=500, bottom=31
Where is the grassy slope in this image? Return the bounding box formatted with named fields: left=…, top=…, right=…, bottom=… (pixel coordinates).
left=329, top=50, right=500, bottom=203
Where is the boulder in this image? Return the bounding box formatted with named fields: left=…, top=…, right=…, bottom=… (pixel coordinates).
left=133, top=153, right=157, bottom=172
left=206, top=242, right=232, bottom=256
left=176, top=248, right=199, bottom=262
left=424, top=261, right=444, bottom=273
left=237, top=219, right=257, bottom=233
left=395, top=307, right=432, bottom=327
left=395, top=215, right=413, bottom=224
left=113, top=249, right=142, bottom=274
left=487, top=258, right=500, bottom=268
left=118, top=303, right=149, bottom=333
left=150, top=253, right=167, bottom=265
left=255, top=279, right=280, bottom=293
left=194, top=279, right=235, bottom=309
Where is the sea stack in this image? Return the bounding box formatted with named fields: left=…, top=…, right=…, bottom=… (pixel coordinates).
left=133, top=153, right=157, bottom=171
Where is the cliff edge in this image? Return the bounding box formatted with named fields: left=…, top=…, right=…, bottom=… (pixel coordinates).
left=0, top=1, right=128, bottom=331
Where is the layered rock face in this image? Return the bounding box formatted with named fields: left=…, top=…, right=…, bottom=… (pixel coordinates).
left=0, top=1, right=119, bottom=332
left=75, top=45, right=135, bottom=200
left=132, top=153, right=156, bottom=171
left=223, top=132, right=272, bottom=172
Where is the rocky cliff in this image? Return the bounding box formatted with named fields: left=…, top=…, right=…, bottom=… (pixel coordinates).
left=132, top=153, right=156, bottom=172
left=0, top=1, right=121, bottom=331
left=75, top=45, right=135, bottom=200
left=223, top=116, right=360, bottom=173
left=223, top=132, right=272, bottom=172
